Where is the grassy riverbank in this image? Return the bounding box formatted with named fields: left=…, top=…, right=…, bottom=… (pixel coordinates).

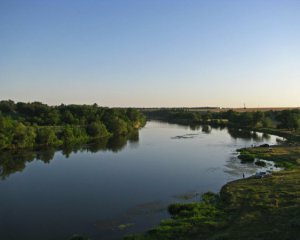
left=122, top=109, right=300, bottom=240
left=124, top=144, right=300, bottom=240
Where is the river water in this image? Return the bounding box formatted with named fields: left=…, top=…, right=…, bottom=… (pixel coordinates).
left=0, top=121, right=282, bottom=240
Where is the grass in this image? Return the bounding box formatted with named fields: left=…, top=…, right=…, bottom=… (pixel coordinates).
left=238, top=144, right=300, bottom=169
left=125, top=192, right=229, bottom=240
left=125, top=144, right=300, bottom=240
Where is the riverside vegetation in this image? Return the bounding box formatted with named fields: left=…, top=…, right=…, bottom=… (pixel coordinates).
left=121, top=109, right=300, bottom=240
left=123, top=144, right=300, bottom=240
left=68, top=108, right=300, bottom=240
left=0, top=100, right=146, bottom=151
left=1, top=103, right=299, bottom=240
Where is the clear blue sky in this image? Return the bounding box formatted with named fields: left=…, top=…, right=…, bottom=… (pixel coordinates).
left=1, top=0, right=299, bottom=107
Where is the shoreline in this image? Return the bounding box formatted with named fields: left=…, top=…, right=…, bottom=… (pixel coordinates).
left=124, top=126, right=300, bottom=240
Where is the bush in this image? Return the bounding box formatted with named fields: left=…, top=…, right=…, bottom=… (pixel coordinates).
left=238, top=153, right=255, bottom=163
left=87, top=121, right=110, bottom=138
left=202, top=192, right=220, bottom=204
left=168, top=203, right=196, bottom=216
left=36, top=127, right=60, bottom=146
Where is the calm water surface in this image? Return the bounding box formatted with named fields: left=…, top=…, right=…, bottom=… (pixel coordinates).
left=0, top=121, right=281, bottom=240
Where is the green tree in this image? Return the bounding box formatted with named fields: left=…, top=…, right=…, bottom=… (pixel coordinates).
left=106, top=118, right=128, bottom=135
left=262, top=117, right=274, bottom=128
left=253, top=111, right=264, bottom=126
left=46, top=110, right=60, bottom=125
left=0, top=100, right=15, bottom=114
left=87, top=121, right=110, bottom=138
left=13, top=124, right=36, bottom=148
left=36, top=127, right=60, bottom=146
left=61, top=126, right=75, bottom=144
left=0, top=116, right=14, bottom=149
left=0, top=100, right=146, bottom=150
left=277, top=110, right=300, bottom=131
left=288, top=114, right=300, bottom=131
left=0, top=133, right=10, bottom=150
left=63, top=110, right=75, bottom=124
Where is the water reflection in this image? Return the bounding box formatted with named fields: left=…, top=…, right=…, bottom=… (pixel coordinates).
left=227, top=127, right=271, bottom=142
left=0, top=131, right=139, bottom=180
left=0, top=125, right=276, bottom=181
left=0, top=150, right=37, bottom=179
left=201, top=125, right=212, bottom=134
left=0, top=121, right=282, bottom=240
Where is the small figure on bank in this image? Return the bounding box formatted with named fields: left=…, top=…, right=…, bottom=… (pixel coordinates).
left=243, top=173, right=245, bottom=179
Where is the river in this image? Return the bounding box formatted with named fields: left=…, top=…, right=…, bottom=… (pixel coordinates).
left=0, top=121, right=282, bottom=240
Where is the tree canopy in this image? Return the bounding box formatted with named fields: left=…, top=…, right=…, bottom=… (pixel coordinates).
left=0, top=100, right=146, bottom=150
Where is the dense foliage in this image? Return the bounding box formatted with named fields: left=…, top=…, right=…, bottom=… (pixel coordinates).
left=144, top=108, right=300, bottom=132
left=0, top=100, right=146, bottom=150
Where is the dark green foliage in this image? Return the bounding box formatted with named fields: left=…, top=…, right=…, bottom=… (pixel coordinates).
left=0, top=100, right=145, bottom=150
left=60, top=126, right=89, bottom=145
left=277, top=110, right=300, bottom=131
left=143, top=109, right=228, bottom=127
left=238, top=153, right=255, bottom=163
left=87, top=121, right=109, bottom=138
left=228, top=111, right=260, bottom=128
left=107, top=118, right=129, bottom=135
left=63, top=110, right=76, bottom=124
left=262, top=117, right=274, bottom=128
left=36, top=127, right=60, bottom=146
left=45, top=109, right=60, bottom=125
left=0, top=100, right=15, bottom=114
left=126, top=108, right=144, bottom=123
left=201, top=191, right=220, bottom=204
left=168, top=202, right=197, bottom=216
left=144, top=108, right=300, bottom=145
left=144, top=108, right=300, bottom=134
left=12, top=123, right=36, bottom=148
left=0, top=126, right=12, bottom=150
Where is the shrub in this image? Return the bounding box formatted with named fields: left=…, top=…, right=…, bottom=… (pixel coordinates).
left=238, top=153, right=255, bottom=163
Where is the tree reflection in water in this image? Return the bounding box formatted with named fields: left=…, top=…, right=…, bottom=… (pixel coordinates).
left=0, top=126, right=270, bottom=180
left=0, top=130, right=139, bottom=179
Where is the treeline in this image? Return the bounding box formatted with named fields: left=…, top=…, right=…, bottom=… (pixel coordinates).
left=144, top=109, right=220, bottom=125
left=144, top=108, right=300, bottom=131
left=0, top=100, right=146, bottom=150
left=226, top=110, right=300, bottom=130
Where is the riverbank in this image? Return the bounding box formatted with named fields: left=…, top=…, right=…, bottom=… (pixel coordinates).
left=124, top=143, right=300, bottom=240
left=246, top=127, right=300, bottom=142
left=220, top=144, right=300, bottom=239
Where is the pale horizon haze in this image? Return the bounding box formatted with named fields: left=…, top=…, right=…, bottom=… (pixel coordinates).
left=1, top=0, right=300, bottom=107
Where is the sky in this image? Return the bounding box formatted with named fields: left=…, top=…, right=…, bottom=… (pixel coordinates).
left=0, top=0, right=300, bottom=107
